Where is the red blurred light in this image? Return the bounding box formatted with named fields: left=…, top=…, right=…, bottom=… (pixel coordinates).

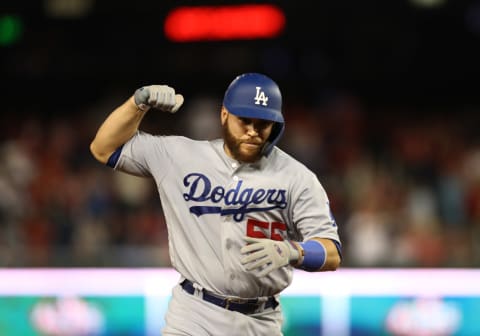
left=164, top=4, right=285, bottom=42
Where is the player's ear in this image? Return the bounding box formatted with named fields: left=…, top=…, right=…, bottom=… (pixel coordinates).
left=221, top=106, right=228, bottom=126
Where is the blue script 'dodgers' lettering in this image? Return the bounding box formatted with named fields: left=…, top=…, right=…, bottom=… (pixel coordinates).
left=182, top=173, right=287, bottom=221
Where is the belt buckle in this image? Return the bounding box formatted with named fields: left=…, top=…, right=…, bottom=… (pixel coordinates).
left=224, top=297, right=246, bottom=310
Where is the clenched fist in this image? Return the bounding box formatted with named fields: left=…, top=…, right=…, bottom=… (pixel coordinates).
left=134, top=85, right=184, bottom=113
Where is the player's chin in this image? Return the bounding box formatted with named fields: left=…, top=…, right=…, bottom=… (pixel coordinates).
left=237, top=147, right=262, bottom=162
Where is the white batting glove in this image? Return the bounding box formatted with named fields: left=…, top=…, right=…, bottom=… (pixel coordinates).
left=134, top=85, right=184, bottom=113
left=240, top=237, right=301, bottom=277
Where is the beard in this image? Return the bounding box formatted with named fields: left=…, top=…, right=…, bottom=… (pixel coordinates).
left=222, top=122, right=264, bottom=163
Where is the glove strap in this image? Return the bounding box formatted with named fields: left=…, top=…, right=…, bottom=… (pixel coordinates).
left=286, top=240, right=304, bottom=267
left=134, top=87, right=151, bottom=111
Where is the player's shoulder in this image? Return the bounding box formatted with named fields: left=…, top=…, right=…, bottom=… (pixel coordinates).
left=133, top=132, right=212, bottom=155
left=142, top=132, right=208, bottom=147
left=160, top=134, right=206, bottom=145
left=269, top=147, right=325, bottom=190
left=269, top=147, right=315, bottom=176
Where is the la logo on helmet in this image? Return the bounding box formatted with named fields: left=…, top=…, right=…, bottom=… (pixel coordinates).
left=254, top=86, right=269, bottom=106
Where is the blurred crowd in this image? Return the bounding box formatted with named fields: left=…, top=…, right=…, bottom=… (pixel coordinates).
left=1, top=91, right=479, bottom=268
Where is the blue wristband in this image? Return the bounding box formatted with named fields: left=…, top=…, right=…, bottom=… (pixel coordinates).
left=299, top=240, right=326, bottom=272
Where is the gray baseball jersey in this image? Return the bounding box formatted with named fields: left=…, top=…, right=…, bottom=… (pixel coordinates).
left=113, top=132, right=340, bottom=298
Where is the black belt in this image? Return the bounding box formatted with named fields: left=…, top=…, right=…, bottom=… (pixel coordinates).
left=180, top=279, right=278, bottom=315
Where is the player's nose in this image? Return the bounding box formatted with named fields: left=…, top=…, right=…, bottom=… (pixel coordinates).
left=246, top=126, right=259, bottom=137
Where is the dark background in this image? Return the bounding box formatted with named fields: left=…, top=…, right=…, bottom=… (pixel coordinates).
left=2, top=0, right=480, bottom=113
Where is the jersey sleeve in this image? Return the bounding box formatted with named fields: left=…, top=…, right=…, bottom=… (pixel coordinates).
left=110, top=131, right=171, bottom=179
left=291, top=171, right=341, bottom=244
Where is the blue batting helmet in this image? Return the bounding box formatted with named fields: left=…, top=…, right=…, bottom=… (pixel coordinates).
left=223, top=73, right=284, bottom=156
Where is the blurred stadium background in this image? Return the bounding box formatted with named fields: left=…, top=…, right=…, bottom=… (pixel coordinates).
left=1, top=0, right=480, bottom=335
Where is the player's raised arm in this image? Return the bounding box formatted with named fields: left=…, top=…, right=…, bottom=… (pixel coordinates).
left=89, top=85, right=184, bottom=164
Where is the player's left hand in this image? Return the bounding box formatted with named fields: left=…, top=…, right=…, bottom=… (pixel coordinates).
left=240, top=237, right=300, bottom=277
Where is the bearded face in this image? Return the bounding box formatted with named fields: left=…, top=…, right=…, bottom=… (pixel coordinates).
left=221, top=109, right=274, bottom=163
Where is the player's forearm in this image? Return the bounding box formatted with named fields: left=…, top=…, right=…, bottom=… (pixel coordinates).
left=313, top=238, right=341, bottom=271
left=90, top=96, right=147, bottom=164
left=292, top=238, right=341, bottom=272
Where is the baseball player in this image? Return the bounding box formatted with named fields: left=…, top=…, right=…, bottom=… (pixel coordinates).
left=90, top=73, right=342, bottom=336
